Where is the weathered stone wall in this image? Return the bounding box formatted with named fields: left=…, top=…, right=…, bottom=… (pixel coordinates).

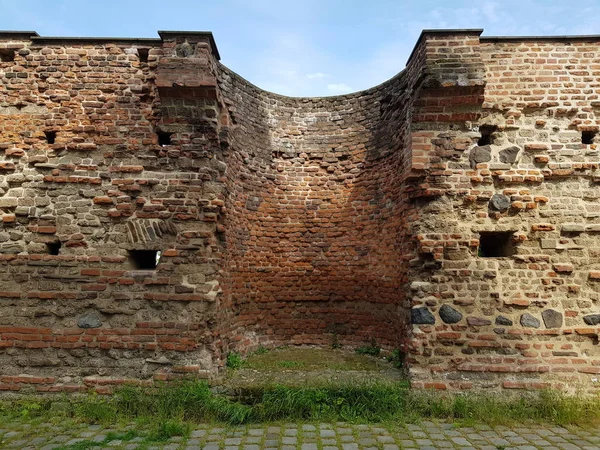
left=0, top=32, right=227, bottom=392
left=1, top=29, right=600, bottom=393
left=408, top=35, right=600, bottom=392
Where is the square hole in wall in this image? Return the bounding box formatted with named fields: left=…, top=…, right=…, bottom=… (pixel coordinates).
left=137, top=48, right=149, bottom=63
left=0, top=49, right=15, bottom=62
left=478, top=125, right=497, bottom=146
left=582, top=130, right=597, bottom=145
left=128, top=250, right=161, bottom=269
left=478, top=231, right=515, bottom=257
left=44, top=131, right=56, bottom=144
left=46, top=241, right=61, bottom=255
left=156, top=131, right=173, bottom=146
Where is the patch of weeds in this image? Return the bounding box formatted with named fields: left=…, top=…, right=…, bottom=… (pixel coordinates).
left=226, top=351, right=244, bottom=369
left=330, top=333, right=341, bottom=349
left=74, top=393, right=117, bottom=425
left=259, top=383, right=409, bottom=422
left=253, top=345, right=269, bottom=355
left=3, top=379, right=600, bottom=430
left=387, top=348, right=406, bottom=369
left=278, top=360, right=306, bottom=369
left=0, top=397, right=53, bottom=420
left=148, top=419, right=190, bottom=442
left=18, top=400, right=44, bottom=419
left=355, top=340, right=381, bottom=357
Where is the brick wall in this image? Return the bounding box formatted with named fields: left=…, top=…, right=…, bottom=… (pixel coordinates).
left=1, top=29, right=600, bottom=393
left=408, top=35, right=600, bottom=392
left=0, top=32, right=225, bottom=393
left=216, top=64, right=418, bottom=353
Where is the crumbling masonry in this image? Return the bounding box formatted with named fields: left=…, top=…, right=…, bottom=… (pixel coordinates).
left=1, top=29, right=600, bottom=393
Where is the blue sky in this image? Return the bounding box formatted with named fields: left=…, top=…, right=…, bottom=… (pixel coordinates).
left=0, top=0, right=597, bottom=97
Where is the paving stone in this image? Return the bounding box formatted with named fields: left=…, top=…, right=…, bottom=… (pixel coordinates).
left=301, top=444, right=318, bottom=450
left=191, top=430, right=207, bottom=437
left=342, top=444, right=359, bottom=450
left=248, top=429, right=264, bottom=436
left=1, top=419, right=600, bottom=450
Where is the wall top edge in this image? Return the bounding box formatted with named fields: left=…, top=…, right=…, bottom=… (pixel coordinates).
left=30, top=37, right=162, bottom=44
left=3, top=28, right=599, bottom=69
left=0, top=30, right=39, bottom=38
left=406, top=29, right=484, bottom=67
left=0, top=30, right=220, bottom=60
left=481, top=34, right=600, bottom=42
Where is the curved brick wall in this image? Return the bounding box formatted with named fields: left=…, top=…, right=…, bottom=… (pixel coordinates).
left=217, top=66, right=413, bottom=351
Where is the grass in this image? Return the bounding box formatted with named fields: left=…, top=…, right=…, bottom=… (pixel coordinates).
left=277, top=360, right=306, bottom=369
left=355, top=341, right=381, bottom=357
left=226, top=351, right=244, bottom=369
left=240, top=347, right=390, bottom=372
left=2, top=380, right=600, bottom=429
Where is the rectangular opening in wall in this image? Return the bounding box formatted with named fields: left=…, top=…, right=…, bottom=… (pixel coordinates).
left=129, top=250, right=161, bottom=269
left=137, top=48, right=149, bottom=63
left=46, top=241, right=61, bottom=255
left=157, top=131, right=172, bottom=146
left=44, top=131, right=56, bottom=144
left=478, top=231, right=515, bottom=257
left=478, top=125, right=497, bottom=146
left=0, top=49, right=15, bottom=62
left=582, top=130, right=597, bottom=145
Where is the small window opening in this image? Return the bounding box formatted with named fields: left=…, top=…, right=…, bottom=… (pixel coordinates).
left=478, top=125, right=497, bottom=146
left=137, top=48, right=149, bottom=63
left=157, top=131, right=173, bottom=146
left=44, top=131, right=56, bottom=144
left=0, top=49, right=15, bottom=62
left=582, top=130, right=597, bottom=145
left=46, top=241, right=61, bottom=255
left=478, top=231, right=515, bottom=257
left=129, top=250, right=161, bottom=270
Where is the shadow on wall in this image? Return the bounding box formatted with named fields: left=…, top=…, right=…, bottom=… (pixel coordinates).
left=218, top=65, right=417, bottom=353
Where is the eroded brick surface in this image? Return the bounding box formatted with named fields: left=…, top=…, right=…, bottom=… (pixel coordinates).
left=1, top=29, right=600, bottom=392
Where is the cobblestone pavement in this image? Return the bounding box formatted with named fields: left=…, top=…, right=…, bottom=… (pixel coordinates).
left=1, top=420, right=600, bottom=450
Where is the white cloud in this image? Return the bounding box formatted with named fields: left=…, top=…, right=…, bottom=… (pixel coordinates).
left=306, top=72, right=329, bottom=79
left=206, top=0, right=600, bottom=96
left=327, top=83, right=353, bottom=94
